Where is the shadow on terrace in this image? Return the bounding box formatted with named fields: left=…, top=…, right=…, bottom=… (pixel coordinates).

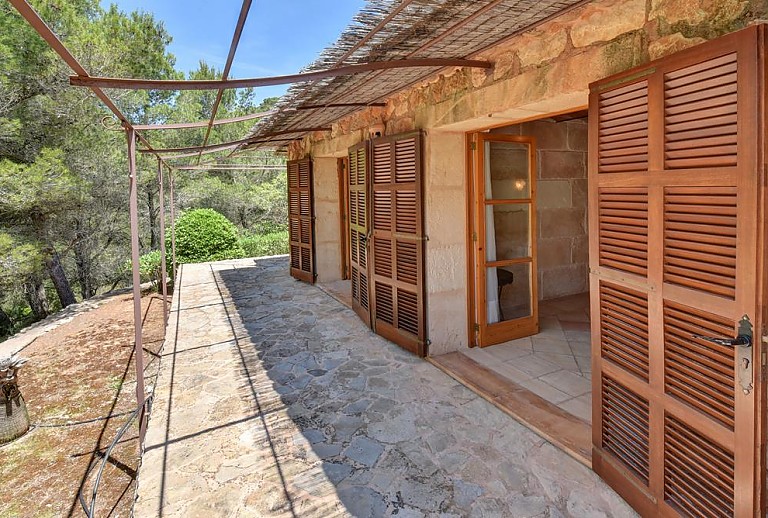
left=134, top=257, right=634, bottom=517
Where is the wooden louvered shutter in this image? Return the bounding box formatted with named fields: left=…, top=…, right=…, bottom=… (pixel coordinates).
left=348, top=142, right=371, bottom=326
left=288, top=158, right=315, bottom=283
left=369, top=132, right=426, bottom=356
left=589, top=26, right=766, bottom=517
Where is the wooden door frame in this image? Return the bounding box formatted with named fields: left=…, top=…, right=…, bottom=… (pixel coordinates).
left=338, top=156, right=351, bottom=280
left=467, top=132, right=539, bottom=347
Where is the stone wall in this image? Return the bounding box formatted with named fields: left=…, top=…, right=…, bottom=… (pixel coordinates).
left=312, top=157, right=343, bottom=282
left=423, top=131, right=468, bottom=356
left=491, top=119, right=589, bottom=301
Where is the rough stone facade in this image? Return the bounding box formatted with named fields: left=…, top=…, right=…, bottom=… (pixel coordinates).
left=288, top=0, right=767, bottom=354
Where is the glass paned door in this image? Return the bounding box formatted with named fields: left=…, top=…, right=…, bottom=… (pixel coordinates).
left=473, top=134, right=538, bottom=346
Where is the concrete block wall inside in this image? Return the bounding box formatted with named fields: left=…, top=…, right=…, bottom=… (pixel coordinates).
left=491, top=118, right=588, bottom=301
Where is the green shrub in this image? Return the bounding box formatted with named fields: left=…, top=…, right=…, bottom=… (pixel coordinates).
left=174, top=209, right=244, bottom=264
left=239, top=231, right=289, bottom=258
left=138, top=250, right=162, bottom=282
left=122, top=250, right=170, bottom=288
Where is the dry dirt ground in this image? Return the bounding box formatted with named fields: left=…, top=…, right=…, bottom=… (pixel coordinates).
left=1, top=292, right=167, bottom=518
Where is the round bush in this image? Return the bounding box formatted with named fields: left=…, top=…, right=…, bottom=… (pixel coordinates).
left=173, top=209, right=244, bottom=264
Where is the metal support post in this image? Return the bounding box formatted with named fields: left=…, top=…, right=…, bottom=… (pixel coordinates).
left=127, top=128, right=147, bottom=443
left=157, top=158, right=168, bottom=326
left=169, top=168, right=177, bottom=281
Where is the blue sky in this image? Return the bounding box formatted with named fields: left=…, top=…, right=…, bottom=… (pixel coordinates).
left=108, top=0, right=367, bottom=102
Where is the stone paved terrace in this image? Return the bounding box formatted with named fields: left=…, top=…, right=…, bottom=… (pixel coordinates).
left=135, top=257, right=635, bottom=517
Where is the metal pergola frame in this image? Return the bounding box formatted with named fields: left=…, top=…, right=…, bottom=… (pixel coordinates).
left=7, top=0, right=286, bottom=444
left=8, top=0, right=499, bottom=448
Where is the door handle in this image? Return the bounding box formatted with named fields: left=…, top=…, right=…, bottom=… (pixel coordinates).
left=692, top=334, right=752, bottom=347
left=692, top=315, right=753, bottom=395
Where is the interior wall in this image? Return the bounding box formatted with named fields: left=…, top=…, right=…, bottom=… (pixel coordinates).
left=312, top=157, right=343, bottom=283
left=491, top=118, right=588, bottom=300
left=424, top=131, right=468, bottom=355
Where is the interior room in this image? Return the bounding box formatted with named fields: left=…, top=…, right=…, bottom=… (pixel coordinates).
left=463, top=113, right=593, bottom=427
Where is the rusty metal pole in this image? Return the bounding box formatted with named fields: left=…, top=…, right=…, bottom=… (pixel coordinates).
left=168, top=167, right=177, bottom=282
left=157, top=158, right=169, bottom=327
left=127, top=128, right=147, bottom=443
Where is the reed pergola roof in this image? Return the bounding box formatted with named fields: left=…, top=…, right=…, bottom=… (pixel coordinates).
left=248, top=0, right=587, bottom=148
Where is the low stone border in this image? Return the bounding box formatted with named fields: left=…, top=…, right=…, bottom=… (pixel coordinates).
left=0, top=282, right=157, bottom=358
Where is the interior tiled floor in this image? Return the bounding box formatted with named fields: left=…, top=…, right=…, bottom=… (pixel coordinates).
left=463, top=292, right=593, bottom=424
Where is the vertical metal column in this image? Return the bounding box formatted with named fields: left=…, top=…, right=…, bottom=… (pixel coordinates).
left=157, top=158, right=168, bottom=326
left=127, top=128, right=147, bottom=442
left=168, top=168, right=177, bottom=281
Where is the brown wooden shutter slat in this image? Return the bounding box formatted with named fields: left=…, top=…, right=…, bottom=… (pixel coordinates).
left=600, top=282, right=649, bottom=382
left=598, top=188, right=648, bottom=277
left=348, top=142, right=372, bottom=326
left=601, top=374, right=650, bottom=485
left=664, top=415, right=734, bottom=517
left=287, top=158, right=315, bottom=283
left=597, top=80, right=649, bottom=174
left=369, top=132, right=426, bottom=356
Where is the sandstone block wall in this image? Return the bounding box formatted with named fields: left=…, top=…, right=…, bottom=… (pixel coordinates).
left=423, top=131, right=468, bottom=356
left=311, top=157, right=343, bottom=282
left=492, top=119, right=589, bottom=301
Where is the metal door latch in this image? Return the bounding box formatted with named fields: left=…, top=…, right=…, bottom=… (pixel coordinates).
left=693, top=315, right=753, bottom=395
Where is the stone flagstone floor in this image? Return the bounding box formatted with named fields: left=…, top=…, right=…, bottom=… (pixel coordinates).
left=135, top=257, right=635, bottom=517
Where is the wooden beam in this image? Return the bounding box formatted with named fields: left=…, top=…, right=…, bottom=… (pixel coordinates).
left=133, top=109, right=276, bottom=130
left=70, top=58, right=493, bottom=91
left=141, top=135, right=303, bottom=155
left=429, top=352, right=592, bottom=467
left=295, top=102, right=386, bottom=110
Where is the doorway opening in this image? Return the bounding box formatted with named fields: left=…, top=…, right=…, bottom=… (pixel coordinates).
left=435, top=110, right=594, bottom=464
left=473, top=113, right=591, bottom=411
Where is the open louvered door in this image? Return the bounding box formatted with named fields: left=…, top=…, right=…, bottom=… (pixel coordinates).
left=369, top=132, right=426, bottom=356
left=288, top=158, right=315, bottom=283
left=589, top=26, right=766, bottom=517
left=348, top=142, right=371, bottom=326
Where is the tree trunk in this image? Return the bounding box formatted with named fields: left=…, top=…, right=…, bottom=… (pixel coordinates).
left=73, top=220, right=95, bottom=299
left=44, top=248, right=76, bottom=308
left=24, top=272, right=49, bottom=321
left=147, top=187, right=158, bottom=250
left=0, top=305, right=12, bottom=336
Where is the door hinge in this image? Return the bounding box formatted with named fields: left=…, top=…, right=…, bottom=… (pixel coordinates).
left=472, top=232, right=478, bottom=242
left=473, top=323, right=480, bottom=332
left=470, top=142, right=476, bottom=151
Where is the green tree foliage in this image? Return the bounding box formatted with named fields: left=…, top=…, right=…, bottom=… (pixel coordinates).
left=0, top=1, right=178, bottom=332
left=239, top=231, right=289, bottom=258
left=174, top=209, right=244, bottom=264
left=0, top=2, right=287, bottom=338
